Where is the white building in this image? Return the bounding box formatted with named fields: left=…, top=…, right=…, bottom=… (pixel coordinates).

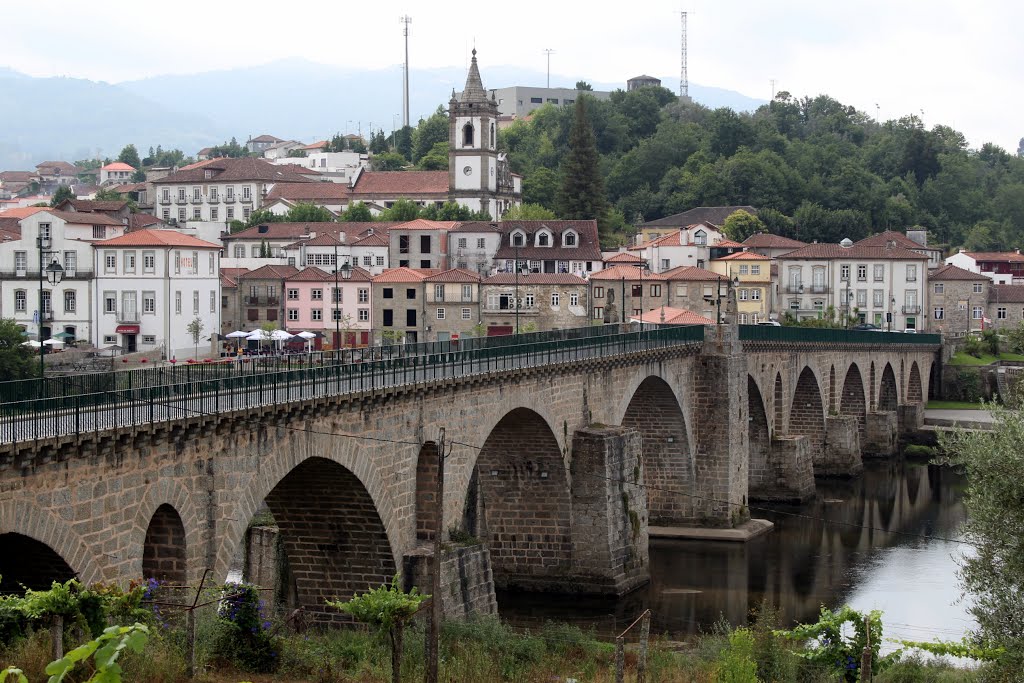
left=628, top=222, right=730, bottom=273
left=261, top=140, right=304, bottom=160
left=448, top=221, right=503, bottom=275
left=775, top=240, right=931, bottom=331
left=150, top=157, right=311, bottom=226
left=944, top=249, right=1024, bottom=285
left=0, top=210, right=126, bottom=344
left=91, top=229, right=221, bottom=359
left=99, top=162, right=135, bottom=186
left=271, top=151, right=368, bottom=182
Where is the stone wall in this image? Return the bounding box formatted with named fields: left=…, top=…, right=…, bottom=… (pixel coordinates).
left=403, top=543, right=498, bottom=619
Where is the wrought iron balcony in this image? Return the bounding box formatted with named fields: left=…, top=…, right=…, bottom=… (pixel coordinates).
left=902, top=305, right=921, bottom=314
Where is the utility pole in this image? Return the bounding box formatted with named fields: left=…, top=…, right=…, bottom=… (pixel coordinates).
left=680, top=11, right=688, bottom=100
left=401, top=16, right=412, bottom=128
left=426, top=428, right=446, bottom=683
left=543, top=48, right=555, bottom=89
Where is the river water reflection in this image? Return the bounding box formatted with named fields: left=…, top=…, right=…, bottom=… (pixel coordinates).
left=498, top=459, right=972, bottom=641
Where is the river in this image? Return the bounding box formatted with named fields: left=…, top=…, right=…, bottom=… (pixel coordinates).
left=498, top=459, right=973, bottom=643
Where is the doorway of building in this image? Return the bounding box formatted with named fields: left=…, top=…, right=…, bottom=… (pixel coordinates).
left=123, top=334, right=137, bottom=353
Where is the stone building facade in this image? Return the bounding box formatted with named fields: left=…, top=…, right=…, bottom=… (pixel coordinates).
left=481, top=273, right=589, bottom=334
left=423, top=268, right=482, bottom=341
left=928, top=264, right=989, bottom=337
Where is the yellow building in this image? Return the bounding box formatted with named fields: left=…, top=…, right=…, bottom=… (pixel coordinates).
left=711, top=251, right=773, bottom=324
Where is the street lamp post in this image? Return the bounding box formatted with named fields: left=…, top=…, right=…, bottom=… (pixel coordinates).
left=513, top=244, right=524, bottom=335
left=333, top=243, right=351, bottom=353
left=638, top=260, right=648, bottom=329
left=888, top=297, right=895, bottom=332
left=620, top=275, right=626, bottom=326
left=37, top=236, right=64, bottom=378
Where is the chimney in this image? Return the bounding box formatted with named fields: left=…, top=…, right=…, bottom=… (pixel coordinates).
left=959, top=248, right=965, bottom=254
left=1017, top=249, right=1021, bottom=255
left=257, top=224, right=268, bottom=233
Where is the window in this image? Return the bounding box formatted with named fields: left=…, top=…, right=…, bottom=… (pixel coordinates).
left=739, top=265, right=749, bottom=275
left=563, top=232, right=577, bottom=247
left=538, top=233, right=549, bottom=246
left=906, top=264, right=917, bottom=281
left=209, top=187, right=218, bottom=202
left=874, top=264, right=885, bottom=281
left=192, top=186, right=201, bottom=201
left=193, top=290, right=199, bottom=314
left=358, top=309, right=369, bottom=322
left=463, top=123, right=474, bottom=146
left=650, top=284, right=661, bottom=297
left=420, top=235, right=431, bottom=253
left=104, top=292, right=116, bottom=314
left=530, top=97, right=543, bottom=103
left=551, top=292, right=560, bottom=306
left=211, top=207, right=218, bottom=221
left=143, top=335, right=156, bottom=344
left=934, top=283, right=944, bottom=294
left=242, top=186, right=251, bottom=200
left=461, top=307, right=471, bottom=320
left=162, top=208, right=171, bottom=220
left=750, top=289, right=761, bottom=301
left=973, top=283, right=983, bottom=294
left=570, top=293, right=579, bottom=306
left=972, top=306, right=983, bottom=320
left=363, top=255, right=372, bottom=266
left=288, top=309, right=298, bottom=321
left=525, top=294, right=535, bottom=308
left=476, top=238, right=486, bottom=249
left=193, top=207, right=201, bottom=220
left=209, top=291, right=215, bottom=313
left=162, top=188, right=170, bottom=202
left=105, top=252, right=116, bottom=273
left=104, top=335, right=116, bottom=344
left=739, top=313, right=748, bottom=324
left=594, top=307, right=604, bottom=319
left=406, top=288, right=416, bottom=300
left=226, top=186, right=234, bottom=200
left=14, top=290, right=26, bottom=312
left=376, top=256, right=385, bottom=266
left=124, top=252, right=136, bottom=273
left=143, top=292, right=155, bottom=314
left=739, top=289, right=748, bottom=300
left=594, top=286, right=604, bottom=298
left=287, top=288, right=299, bottom=300
left=382, top=288, right=393, bottom=299
left=406, top=309, right=417, bottom=326
left=998, top=307, right=1007, bottom=319
left=222, top=295, right=228, bottom=309
left=856, top=290, right=867, bottom=307
left=461, top=284, right=472, bottom=301
left=933, top=307, right=944, bottom=320
left=437, top=308, right=445, bottom=320
left=178, top=188, right=186, bottom=201
left=178, top=208, right=186, bottom=222
left=175, top=291, right=182, bottom=314
left=751, top=265, right=760, bottom=275
left=512, top=232, right=525, bottom=247
left=661, top=258, right=670, bottom=271
left=434, top=284, right=445, bottom=301
left=857, top=265, right=867, bottom=281
left=14, top=251, right=26, bottom=272
left=227, top=207, right=234, bottom=220
left=840, top=264, right=850, bottom=280
left=243, top=207, right=251, bottom=219
left=873, top=290, right=884, bottom=307
left=311, top=309, right=322, bottom=321
left=693, top=230, right=706, bottom=246
left=64, top=290, right=75, bottom=312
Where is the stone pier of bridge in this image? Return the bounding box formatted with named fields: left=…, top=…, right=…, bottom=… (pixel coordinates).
left=0, top=325, right=937, bottom=621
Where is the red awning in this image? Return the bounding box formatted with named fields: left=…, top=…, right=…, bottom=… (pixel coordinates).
left=115, top=325, right=140, bottom=334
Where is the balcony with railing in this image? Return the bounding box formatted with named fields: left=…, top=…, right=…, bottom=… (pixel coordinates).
left=244, top=296, right=280, bottom=306
left=0, top=269, right=93, bottom=280
left=902, top=305, right=922, bottom=314
left=117, top=308, right=140, bottom=324
left=785, top=284, right=827, bottom=294
left=483, top=303, right=538, bottom=314
left=159, top=197, right=172, bottom=205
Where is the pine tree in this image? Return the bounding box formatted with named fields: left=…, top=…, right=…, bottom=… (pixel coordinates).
left=558, top=97, right=608, bottom=225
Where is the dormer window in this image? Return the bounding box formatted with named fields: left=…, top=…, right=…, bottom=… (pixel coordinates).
left=204, top=169, right=213, bottom=180
left=463, top=123, right=474, bottom=147
left=511, top=231, right=525, bottom=247
left=694, top=230, right=707, bottom=246
left=537, top=232, right=551, bottom=247
left=563, top=231, right=577, bottom=247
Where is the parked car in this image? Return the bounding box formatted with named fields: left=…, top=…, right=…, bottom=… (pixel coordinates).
left=757, top=320, right=782, bottom=327
left=852, top=323, right=881, bottom=331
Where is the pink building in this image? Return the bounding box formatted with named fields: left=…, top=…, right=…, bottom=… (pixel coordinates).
left=284, top=266, right=373, bottom=348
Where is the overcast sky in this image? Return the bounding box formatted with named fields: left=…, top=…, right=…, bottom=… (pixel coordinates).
left=2, top=0, right=1021, bottom=150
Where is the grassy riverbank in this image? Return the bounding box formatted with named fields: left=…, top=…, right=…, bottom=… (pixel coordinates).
left=0, top=614, right=979, bottom=683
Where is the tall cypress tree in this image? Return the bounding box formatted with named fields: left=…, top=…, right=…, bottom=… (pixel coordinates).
left=558, top=97, right=608, bottom=223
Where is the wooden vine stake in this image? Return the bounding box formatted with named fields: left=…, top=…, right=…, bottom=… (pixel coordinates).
left=637, top=610, right=650, bottom=683
left=860, top=614, right=873, bottom=682
left=614, top=635, right=625, bottom=683
left=50, top=614, right=63, bottom=661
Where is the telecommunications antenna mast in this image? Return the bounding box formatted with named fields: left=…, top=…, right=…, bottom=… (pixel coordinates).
left=680, top=11, right=690, bottom=102
left=401, top=15, right=412, bottom=128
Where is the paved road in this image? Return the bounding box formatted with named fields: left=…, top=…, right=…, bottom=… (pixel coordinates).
left=923, top=409, right=995, bottom=430
left=1, top=333, right=697, bottom=445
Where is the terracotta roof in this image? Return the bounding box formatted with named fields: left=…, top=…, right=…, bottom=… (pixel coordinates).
left=127, top=214, right=164, bottom=230
left=35, top=161, right=80, bottom=174
left=351, top=171, right=448, bottom=195
left=224, top=222, right=336, bottom=241
left=716, top=238, right=745, bottom=248
left=197, top=147, right=214, bottom=156
left=0, top=207, right=48, bottom=219
left=250, top=134, right=284, bottom=143
left=855, top=231, right=928, bottom=249
left=483, top=273, right=588, bottom=285
left=238, top=264, right=300, bottom=280
left=605, top=252, right=646, bottom=263
left=154, top=157, right=312, bottom=184
left=285, top=266, right=334, bottom=282
left=930, top=264, right=989, bottom=281
left=632, top=307, right=715, bottom=326
left=741, top=233, right=807, bottom=249
left=300, top=141, right=328, bottom=151
left=42, top=210, right=125, bottom=226
left=352, top=232, right=389, bottom=247
left=780, top=243, right=928, bottom=261
left=57, top=199, right=128, bottom=213
left=991, top=285, right=1024, bottom=303
left=393, top=219, right=460, bottom=231
left=661, top=266, right=724, bottom=282
left=424, top=268, right=482, bottom=283
left=95, top=228, right=218, bottom=248
left=0, top=171, right=37, bottom=182
left=963, top=251, right=1024, bottom=263
left=177, top=158, right=221, bottom=171
left=265, top=182, right=350, bottom=202
left=110, top=183, right=147, bottom=192
left=640, top=206, right=757, bottom=228
left=588, top=264, right=666, bottom=281
left=221, top=267, right=249, bottom=278
left=451, top=221, right=503, bottom=233
left=101, top=162, right=135, bottom=171
left=373, top=267, right=434, bottom=283
left=715, top=250, right=769, bottom=261
left=221, top=273, right=239, bottom=288
left=494, top=220, right=603, bottom=261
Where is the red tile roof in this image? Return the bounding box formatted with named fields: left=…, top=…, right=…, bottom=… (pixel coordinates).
left=0, top=171, right=37, bottom=183
left=287, top=265, right=373, bottom=283
left=930, top=264, right=988, bottom=281
left=353, top=232, right=389, bottom=247
left=640, top=206, right=757, bottom=228
left=264, top=182, right=351, bottom=202
left=741, top=233, right=807, bottom=249
left=494, top=220, right=603, bottom=262
left=43, top=210, right=125, bottom=226
left=605, top=252, right=646, bottom=263
left=990, top=285, right=1024, bottom=303
left=238, top=264, right=300, bottom=280
left=393, top=219, right=460, bottom=231
left=154, top=157, right=312, bottom=184
left=963, top=251, right=1024, bottom=263
left=450, top=221, right=503, bottom=233
left=0, top=207, right=47, bottom=219
left=483, top=273, right=588, bottom=285
left=781, top=243, right=928, bottom=260
left=127, top=214, right=164, bottom=230
left=56, top=199, right=128, bottom=213
left=854, top=231, right=927, bottom=249
left=300, top=140, right=328, bottom=151
left=372, top=267, right=436, bottom=283
left=715, top=250, right=769, bottom=261
left=588, top=264, right=666, bottom=281
left=35, top=161, right=80, bottom=175
left=351, top=171, right=448, bottom=195
left=660, top=265, right=724, bottom=282
left=424, top=268, right=482, bottom=283
left=101, top=162, right=135, bottom=171
left=716, top=238, right=745, bottom=248
left=251, top=134, right=284, bottom=143
left=95, top=228, right=220, bottom=248
left=632, top=307, right=715, bottom=326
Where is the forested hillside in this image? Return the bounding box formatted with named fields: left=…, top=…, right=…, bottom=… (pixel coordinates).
left=498, top=86, right=1024, bottom=249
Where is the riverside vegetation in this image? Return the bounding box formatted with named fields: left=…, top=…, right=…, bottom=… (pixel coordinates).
left=0, top=577, right=997, bottom=683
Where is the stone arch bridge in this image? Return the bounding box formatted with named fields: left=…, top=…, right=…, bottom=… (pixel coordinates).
left=0, top=326, right=937, bottom=620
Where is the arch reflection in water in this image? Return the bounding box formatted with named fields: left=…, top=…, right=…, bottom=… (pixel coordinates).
left=498, top=460, right=968, bottom=639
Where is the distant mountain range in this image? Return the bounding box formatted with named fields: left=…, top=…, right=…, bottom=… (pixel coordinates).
left=0, top=59, right=766, bottom=171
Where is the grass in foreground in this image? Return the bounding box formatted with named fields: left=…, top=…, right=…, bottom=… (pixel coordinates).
left=950, top=351, right=1024, bottom=366
left=927, top=400, right=987, bottom=410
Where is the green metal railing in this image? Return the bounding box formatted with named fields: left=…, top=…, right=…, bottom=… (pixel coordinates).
left=738, top=326, right=941, bottom=345
left=0, top=325, right=705, bottom=444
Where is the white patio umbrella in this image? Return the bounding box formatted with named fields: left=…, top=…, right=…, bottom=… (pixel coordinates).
left=295, top=330, right=317, bottom=353
left=246, top=330, right=271, bottom=341
left=20, top=339, right=41, bottom=348
left=225, top=330, right=250, bottom=338
left=42, top=339, right=64, bottom=347
left=270, top=329, right=294, bottom=341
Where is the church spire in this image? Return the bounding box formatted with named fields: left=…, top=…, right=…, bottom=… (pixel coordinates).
left=460, top=48, right=488, bottom=103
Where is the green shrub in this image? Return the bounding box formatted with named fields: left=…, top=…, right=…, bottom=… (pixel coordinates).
left=962, top=335, right=985, bottom=358
left=714, top=627, right=759, bottom=683
left=212, top=582, right=278, bottom=673
left=955, top=369, right=984, bottom=403
left=903, top=444, right=935, bottom=458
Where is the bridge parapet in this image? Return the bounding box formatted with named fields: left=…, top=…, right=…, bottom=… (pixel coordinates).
left=739, top=325, right=940, bottom=348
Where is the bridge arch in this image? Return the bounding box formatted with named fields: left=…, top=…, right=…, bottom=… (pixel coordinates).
left=0, top=501, right=102, bottom=588
left=879, top=363, right=899, bottom=412
left=839, top=363, right=867, bottom=441
left=789, top=367, right=826, bottom=454
left=621, top=376, right=693, bottom=524
left=462, top=407, right=572, bottom=590
left=908, top=362, right=923, bottom=403
left=747, top=375, right=772, bottom=496
left=133, top=480, right=201, bottom=583
left=142, top=504, right=187, bottom=585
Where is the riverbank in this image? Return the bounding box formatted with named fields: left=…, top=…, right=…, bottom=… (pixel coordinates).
left=0, top=614, right=979, bottom=682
